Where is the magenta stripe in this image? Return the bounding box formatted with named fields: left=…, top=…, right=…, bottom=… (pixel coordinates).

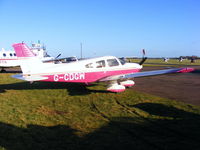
left=41, top=69, right=140, bottom=83
left=0, top=59, right=17, bottom=60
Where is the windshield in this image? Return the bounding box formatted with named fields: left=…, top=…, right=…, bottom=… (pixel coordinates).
left=119, top=58, right=126, bottom=65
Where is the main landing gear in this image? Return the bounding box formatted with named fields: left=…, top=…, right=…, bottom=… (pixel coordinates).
left=107, top=80, right=135, bottom=93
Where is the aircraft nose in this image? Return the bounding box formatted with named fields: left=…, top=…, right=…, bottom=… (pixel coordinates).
left=134, top=63, right=143, bottom=69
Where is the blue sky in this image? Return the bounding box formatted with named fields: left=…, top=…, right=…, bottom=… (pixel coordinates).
left=0, top=0, right=199, bottom=58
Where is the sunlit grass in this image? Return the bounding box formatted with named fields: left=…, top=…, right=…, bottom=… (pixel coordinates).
left=0, top=73, right=200, bottom=149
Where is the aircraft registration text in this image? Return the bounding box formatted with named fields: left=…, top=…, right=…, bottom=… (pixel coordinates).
left=0, top=60, right=7, bottom=64
left=53, top=73, right=85, bottom=81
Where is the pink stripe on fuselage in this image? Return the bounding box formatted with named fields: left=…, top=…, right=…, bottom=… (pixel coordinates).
left=0, top=59, right=17, bottom=60
left=41, top=68, right=140, bottom=83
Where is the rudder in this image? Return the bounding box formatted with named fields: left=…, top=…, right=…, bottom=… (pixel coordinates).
left=12, top=43, right=43, bottom=74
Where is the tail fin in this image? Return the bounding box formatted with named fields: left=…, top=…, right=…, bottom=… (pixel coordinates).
left=12, top=43, right=42, bottom=74
left=12, top=43, right=36, bottom=57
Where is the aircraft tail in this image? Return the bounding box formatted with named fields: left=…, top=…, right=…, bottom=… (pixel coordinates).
left=13, top=43, right=36, bottom=57
left=12, top=43, right=43, bottom=74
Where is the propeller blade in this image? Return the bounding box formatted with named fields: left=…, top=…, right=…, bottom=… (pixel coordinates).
left=55, top=53, right=61, bottom=59
left=142, top=49, right=146, bottom=56
left=139, top=57, right=147, bottom=65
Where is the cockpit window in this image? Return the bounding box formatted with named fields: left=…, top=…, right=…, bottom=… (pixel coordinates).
left=96, top=60, right=106, bottom=68
left=3, top=53, right=6, bottom=57
left=119, top=57, right=126, bottom=65
left=85, top=63, right=94, bottom=68
left=10, top=53, right=13, bottom=57
left=14, top=53, right=16, bottom=56
left=107, top=59, right=119, bottom=67
left=65, top=57, right=78, bottom=62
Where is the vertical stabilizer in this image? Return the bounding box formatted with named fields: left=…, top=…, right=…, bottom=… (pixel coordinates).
left=12, top=43, right=35, bottom=57
left=12, top=43, right=43, bottom=74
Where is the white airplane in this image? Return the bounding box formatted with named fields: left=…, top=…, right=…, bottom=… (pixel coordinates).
left=0, top=42, right=54, bottom=72
left=0, top=48, right=19, bottom=71
left=12, top=43, right=194, bottom=92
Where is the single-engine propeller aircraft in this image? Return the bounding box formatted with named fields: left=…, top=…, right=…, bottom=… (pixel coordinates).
left=12, top=43, right=194, bottom=92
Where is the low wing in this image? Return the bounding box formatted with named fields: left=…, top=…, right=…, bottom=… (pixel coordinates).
left=100, top=67, right=195, bottom=81
left=12, top=74, right=48, bottom=81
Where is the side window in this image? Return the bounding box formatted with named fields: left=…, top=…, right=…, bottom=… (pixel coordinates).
left=10, top=53, right=13, bottom=57
left=96, top=60, right=106, bottom=68
left=3, top=53, right=6, bottom=57
left=14, top=53, right=16, bottom=56
left=85, top=63, right=94, bottom=68
left=107, top=59, right=119, bottom=67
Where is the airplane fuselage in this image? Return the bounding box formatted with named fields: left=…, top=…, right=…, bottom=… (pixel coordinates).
left=42, top=67, right=141, bottom=83
left=21, top=56, right=142, bottom=84
left=0, top=50, right=19, bottom=69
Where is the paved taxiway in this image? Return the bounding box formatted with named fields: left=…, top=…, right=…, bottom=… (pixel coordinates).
left=134, top=66, right=200, bottom=106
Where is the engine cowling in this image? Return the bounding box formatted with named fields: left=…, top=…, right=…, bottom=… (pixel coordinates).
left=120, top=80, right=135, bottom=87
left=107, top=83, right=126, bottom=93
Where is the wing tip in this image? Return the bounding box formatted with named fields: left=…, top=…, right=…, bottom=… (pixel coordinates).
left=178, top=68, right=195, bottom=73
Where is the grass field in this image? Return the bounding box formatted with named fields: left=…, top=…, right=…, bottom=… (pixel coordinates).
left=0, top=73, right=200, bottom=150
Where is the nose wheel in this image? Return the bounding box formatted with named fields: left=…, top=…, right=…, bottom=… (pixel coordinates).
left=120, top=80, right=135, bottom=87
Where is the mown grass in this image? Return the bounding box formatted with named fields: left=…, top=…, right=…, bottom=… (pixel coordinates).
left=0, top=73, right=200, bottom=150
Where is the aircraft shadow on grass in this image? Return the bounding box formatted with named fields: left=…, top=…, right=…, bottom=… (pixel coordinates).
left=0, top=81, right=111, bottom=96
left=0, top=103, right=200, bottom=150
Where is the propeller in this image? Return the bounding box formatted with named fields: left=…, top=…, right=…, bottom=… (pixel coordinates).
left=142, top=49, right=146, bottom=57
left=139, top=57, right=147, bottom=65
left=55, top=53, right=61, bottom=59
left=139, top=49, right=147, bottom=65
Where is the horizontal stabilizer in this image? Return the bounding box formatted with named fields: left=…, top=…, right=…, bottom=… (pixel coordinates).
left=100, top=67, right=195, bottom=81
left=12, top=74, right=48, bottom=81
